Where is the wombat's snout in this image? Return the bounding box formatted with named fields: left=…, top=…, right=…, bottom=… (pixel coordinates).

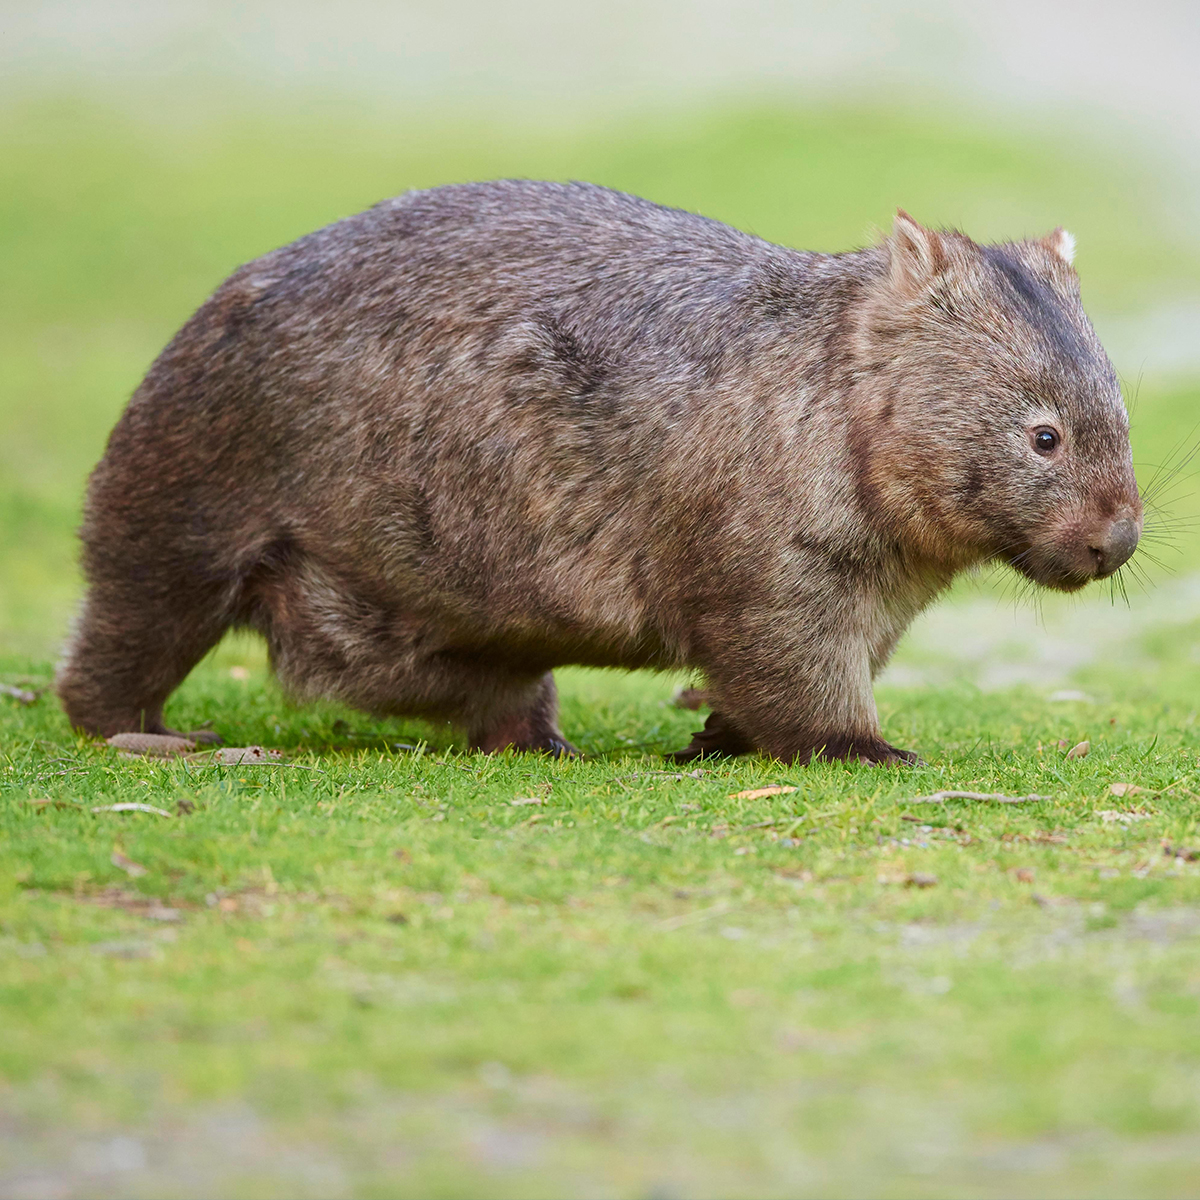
left=1023, top=507, right=1142, bottom=591
left=1087, top=516, right=1140, bottom=578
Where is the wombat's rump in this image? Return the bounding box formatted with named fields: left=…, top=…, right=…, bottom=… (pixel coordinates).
left=57, top=182, right=1141, bottom=762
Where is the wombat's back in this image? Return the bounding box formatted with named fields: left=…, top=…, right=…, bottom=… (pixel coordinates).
left=97, top=183, right=850, bottom=647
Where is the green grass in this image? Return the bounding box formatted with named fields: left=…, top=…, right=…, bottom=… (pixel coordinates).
left=5, top=90, right=1200, bottom=1196
left=8, top=651, right=1200, bottom=1196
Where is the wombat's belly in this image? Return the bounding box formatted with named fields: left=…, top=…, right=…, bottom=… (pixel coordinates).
left=266, top=502, right=682, bottom=679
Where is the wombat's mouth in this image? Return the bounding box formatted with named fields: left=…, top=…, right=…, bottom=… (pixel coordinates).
left=1021, top=566, right=1094, bottom=594
left=1008, top=519, right=1140, bottom=593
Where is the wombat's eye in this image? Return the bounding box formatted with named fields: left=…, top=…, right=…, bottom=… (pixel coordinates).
left=1032, top=427, right=1060, bottom=455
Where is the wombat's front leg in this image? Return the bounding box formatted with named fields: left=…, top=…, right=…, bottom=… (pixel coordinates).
left=672, top=714, right=916, bottom=765
left=678, top=620, right=918, bottom=766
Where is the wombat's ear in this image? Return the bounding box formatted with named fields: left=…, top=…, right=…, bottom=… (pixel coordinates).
left=889, top=210, right=948, bottom=295
left=1041, top=227, right=1076, bottom=266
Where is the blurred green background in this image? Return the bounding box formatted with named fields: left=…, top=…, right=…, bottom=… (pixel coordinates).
left=5, top=5, right=1200, bottom=1196
left=4, top=68, right=1200, bottom=686
left=3, top=90, right=1199, bottom=656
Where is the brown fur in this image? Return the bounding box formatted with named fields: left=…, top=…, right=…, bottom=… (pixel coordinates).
left=56, top=183, right=1141, bottom=763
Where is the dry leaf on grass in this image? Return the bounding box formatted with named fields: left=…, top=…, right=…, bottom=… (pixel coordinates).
left=1012, top=867, right=1036, bottom=884
left=204, top=746, right=283, bottom=765
left=107, top=732, right=196, bottom=758
left=510, top=797, right=543, bottom=806
left=93, top=803, right=174, bottom=818
left=730, top=785, right=798, bottom=800
left=1109, top=782, right=1147, bottom=797
left=1065, top=740, right=1091, bottom=760
left=878, top=872, right=938, bottom=887
left=671, top=686, right=709, bottom=710
left=1097, top=809, right=1152, bottom=824
left=110, top=850, right=147, bottom=877
left=1, top=683, right=40, bottom=705
left=906, top=791, right=1048, bottom=804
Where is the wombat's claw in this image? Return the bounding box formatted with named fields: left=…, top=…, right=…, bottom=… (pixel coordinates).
left=668, top=711, right=753, bottom=762
left=544, top=736, right=580, bottom=759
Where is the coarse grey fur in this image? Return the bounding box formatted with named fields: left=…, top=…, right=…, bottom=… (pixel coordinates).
left=57, top=180, right=1142, bottom=763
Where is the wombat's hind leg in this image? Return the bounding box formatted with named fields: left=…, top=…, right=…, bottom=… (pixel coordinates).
left=467, top=672, right=578, bottom=757
left=669, top=711, right=754, bottom=762
left=57, top=582, right=230, bottom=740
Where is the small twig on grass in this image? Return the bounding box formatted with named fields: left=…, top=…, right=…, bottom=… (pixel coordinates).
left=618, top=769, right=707, bottom=783
left=204, top=761, right=326, bottom=772
left=656, top=901, right=733, bottom=931
left=431, top=758, right=483, bottom=775
left=91, top=803, right=175, bottom=818
left=905, top=791, right=1050, bottom=805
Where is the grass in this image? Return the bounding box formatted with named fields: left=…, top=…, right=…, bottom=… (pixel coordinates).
left=4, top=89, right=1200, bottom=1197
left=8, top=651, right=1200, bottom=1197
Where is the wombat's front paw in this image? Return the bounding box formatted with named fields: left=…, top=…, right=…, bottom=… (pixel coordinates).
left=806, top=734, right=921, bottom=765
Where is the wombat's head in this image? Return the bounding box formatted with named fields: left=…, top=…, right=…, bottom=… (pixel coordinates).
left=852, top=212, right=1141, bottom=592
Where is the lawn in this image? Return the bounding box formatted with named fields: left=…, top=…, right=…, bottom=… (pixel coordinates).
left=4, top=90, right=1200, bottom=1198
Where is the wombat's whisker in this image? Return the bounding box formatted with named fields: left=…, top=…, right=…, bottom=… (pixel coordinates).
left=1138, top=509, right=1193, bottom=535
left=1137, top=425, right=1200, bottom=509
left=1112, top=570, right=1131, bottom=606
left=1122, top=557, right=1158, bottom=597
left=1141, top=480, right=1195, bottom=513
left=1130, top=546, right=1171, bottom=574
left=1141, top=510, right=1197, bottom=529
left=1119, top=369, right=1144, bottom=418
left=1137, top=515, right=1192, bottom=555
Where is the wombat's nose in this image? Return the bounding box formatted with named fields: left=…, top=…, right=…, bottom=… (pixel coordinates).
left=1088, top=517, right=1139, bottom=577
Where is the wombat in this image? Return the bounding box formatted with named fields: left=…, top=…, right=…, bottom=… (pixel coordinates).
left=56, top=181, right=1141, bottom=764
